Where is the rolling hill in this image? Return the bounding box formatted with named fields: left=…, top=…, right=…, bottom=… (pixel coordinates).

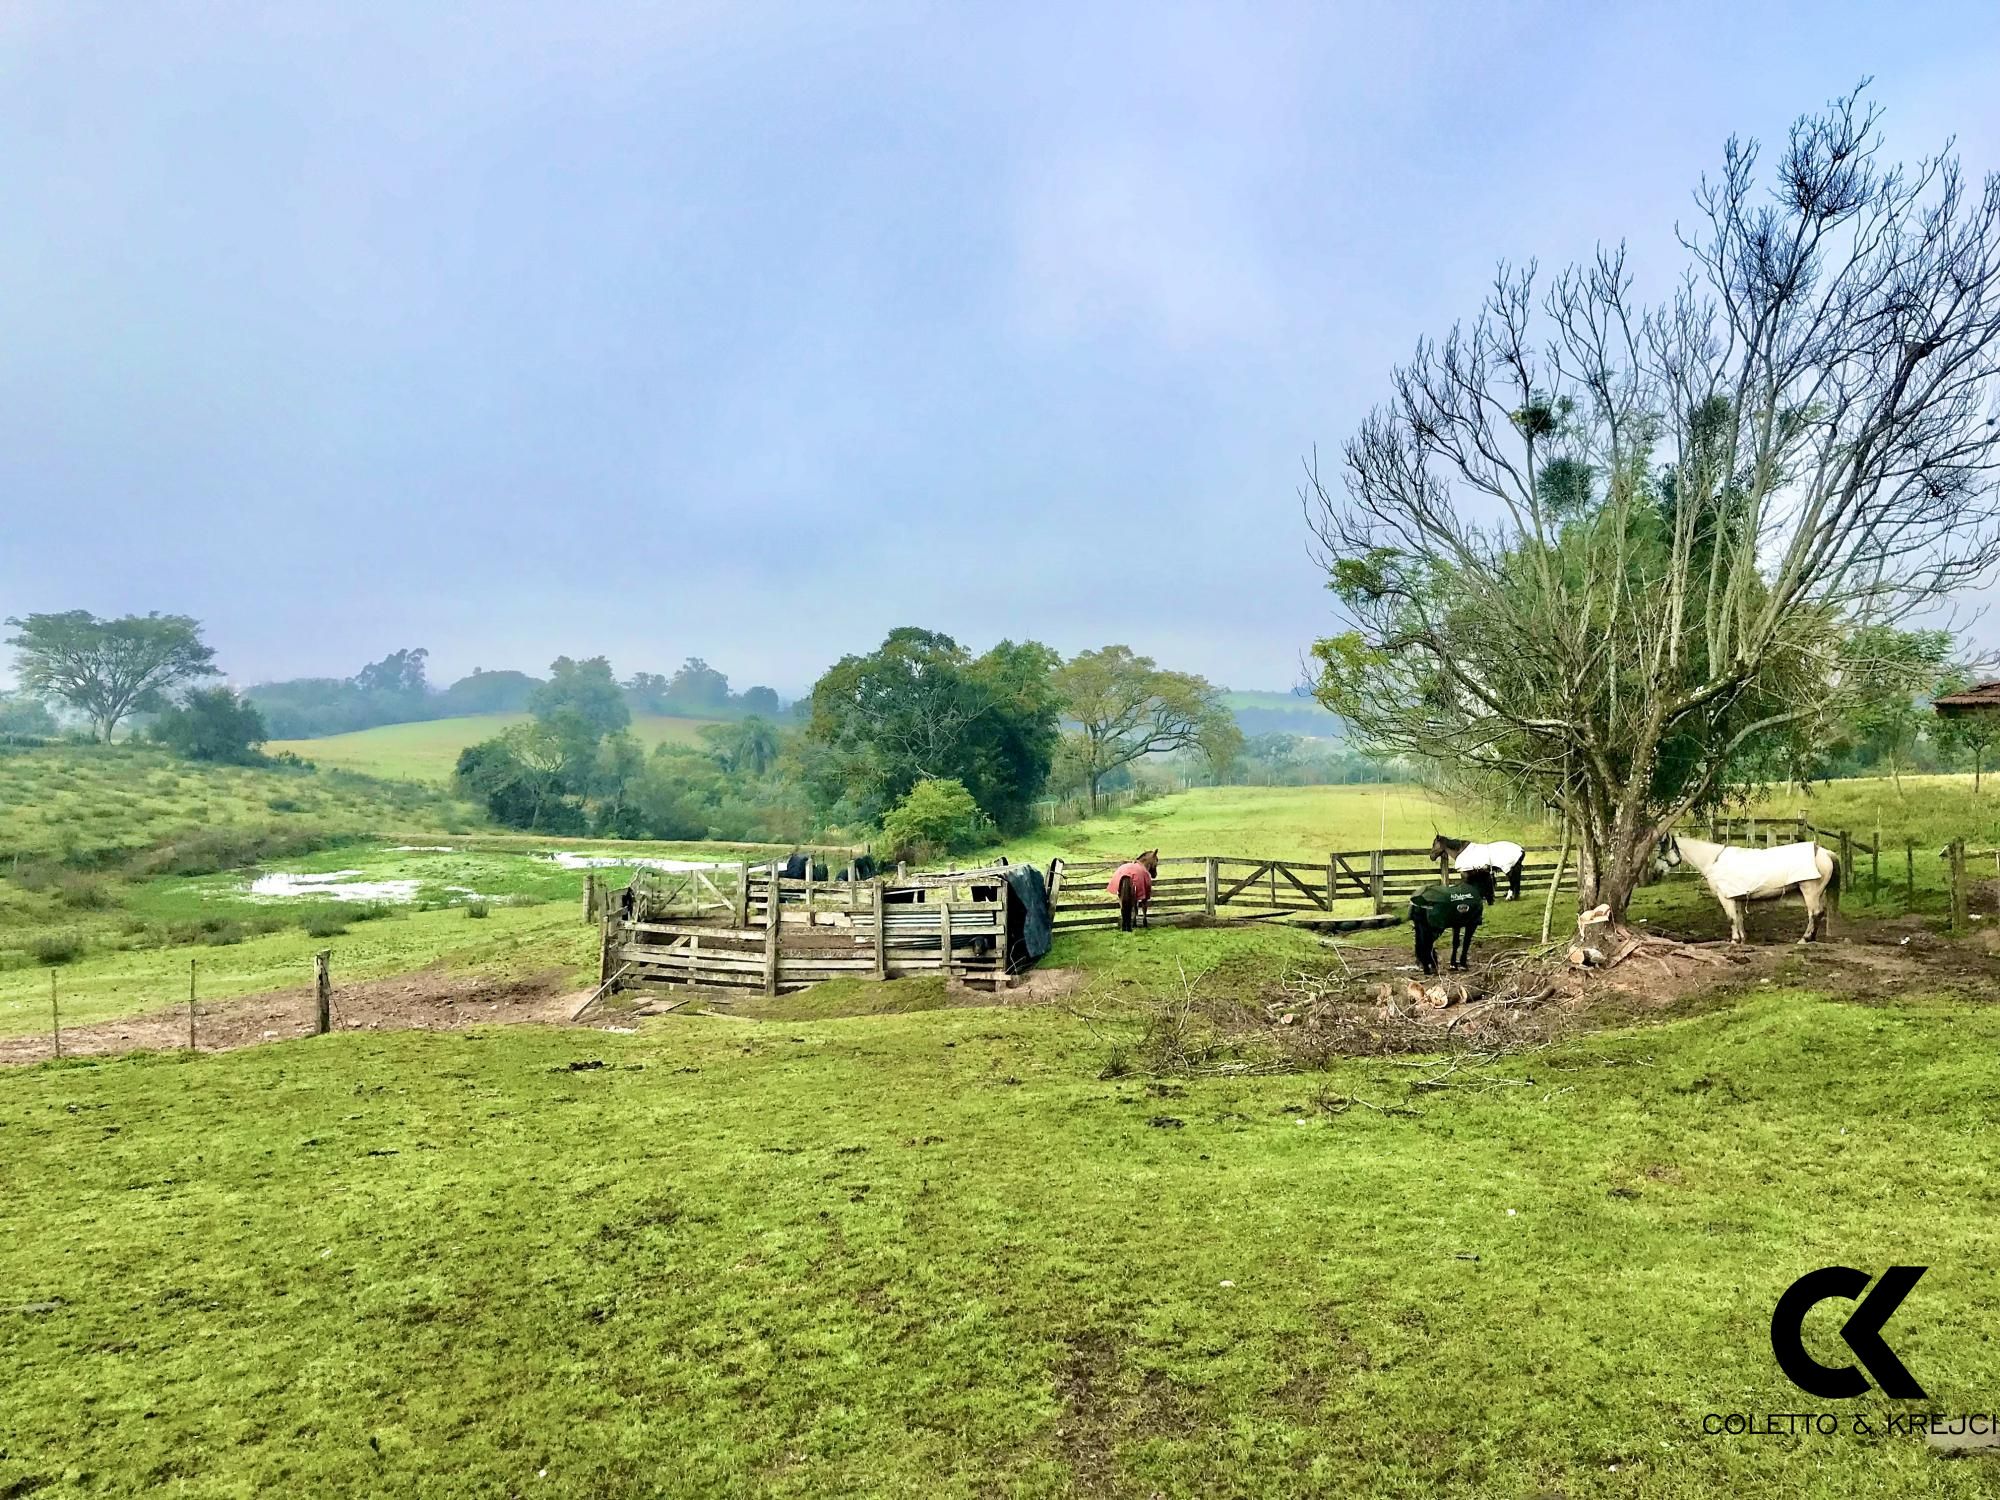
left=267, top=713, right=716, bottom=783
left=1221, top=689, right=1345, bottom=739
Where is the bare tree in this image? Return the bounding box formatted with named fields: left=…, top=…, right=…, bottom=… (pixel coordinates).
left=1307, top=87, right=2000, bottom=930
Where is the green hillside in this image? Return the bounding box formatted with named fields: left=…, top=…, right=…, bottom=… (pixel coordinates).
left=0, top=743, right=481, bottom=869
left=268, top=712, right=716, bottom=783
left=1222, top=689, right=1344, bottom=739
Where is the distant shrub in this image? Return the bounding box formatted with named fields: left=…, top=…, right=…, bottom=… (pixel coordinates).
left=10, top=861, right=59, bottom=893
left=203, top=922, right=247, bottom=946
left=53, top=873, right=113, bottom=910
left=124, top=825, right=340, bottom=879
left=301, top=911, right=349, bottom=938
left=30, top=931, right=86, bottom=965
left=465, top=900, right=491, bottom=919
left=266, top=797, right=302, bottom=813
left=879, top=778, right=994, bottom=865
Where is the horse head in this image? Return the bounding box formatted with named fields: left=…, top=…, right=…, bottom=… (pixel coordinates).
left=1654, top=832, right=1683, bottom=877
left=1137, top=849, right=1159, bottom=874
left=1428, top=833, right=1454, bottom=861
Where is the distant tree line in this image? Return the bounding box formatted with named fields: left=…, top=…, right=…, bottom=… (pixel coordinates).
left=243, top=648, right=788, bottom=739
left=450, top=629, right=1243, bottom=856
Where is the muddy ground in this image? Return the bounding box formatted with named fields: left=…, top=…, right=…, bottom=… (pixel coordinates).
left=0, top=968, right=605, bottom=1066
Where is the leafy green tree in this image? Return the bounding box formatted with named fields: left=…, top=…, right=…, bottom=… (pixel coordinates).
left=353, top=647, right=430, bottom=702
left=879, top=778, right=992, bottom=863
left=665, top=658, right=731, bottom=715
left=700, top=716, right=782, bottom=776
left=0, top=692, right=58, bottom=738
left=1844, top=627, right=1955, bottom=793
left=6, top=610, right=219, bottom=741
left=150, top=687, right=268, bottom=764
left=805, top=628, right=1060, bottom=831
left=438, top=668, right=544, bottom=716
left=1931, top=669, right=2000, bottom=791
left=1052, top=645, right=1226, bottom=810
left=530, top=656, right=630, bottom=737
left=1197, top=715, right=1246, bottom=784
left=737, top=685, right=782, bottom=717
left=622, top=671, right=672, bottom=713
left=961, top=640, right=1064, bottom=830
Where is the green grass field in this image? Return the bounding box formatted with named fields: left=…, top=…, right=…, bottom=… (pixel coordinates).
left=8, top=771, right=2000, bottom=1493
left=268, top=712, right=718, bottom=782
left=0, top=743, right=482, bottom=868
left=5, top=985, right=1999, bottom=1497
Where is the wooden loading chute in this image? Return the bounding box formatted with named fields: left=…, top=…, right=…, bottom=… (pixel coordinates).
left=594, top=861, right=1031, bottom=1012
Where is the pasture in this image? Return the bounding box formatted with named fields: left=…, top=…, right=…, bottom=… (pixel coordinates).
left=266, top=712, right=717, bottom=783
left=7, top=984, right=2000, bottom=1497
left=7, top=765, right=2000, bottom=1494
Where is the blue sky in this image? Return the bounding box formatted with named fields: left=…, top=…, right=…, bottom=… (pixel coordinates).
left=3, top=2, right=1997, bottom=696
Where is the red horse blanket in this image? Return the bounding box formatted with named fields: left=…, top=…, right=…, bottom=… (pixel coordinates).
left=1106, top=862, right=1153, bottom=903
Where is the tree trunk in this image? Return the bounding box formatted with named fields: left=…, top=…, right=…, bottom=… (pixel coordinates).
left=1088, top=773, right=1100, bottom=814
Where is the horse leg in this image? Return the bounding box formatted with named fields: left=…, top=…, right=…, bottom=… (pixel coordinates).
left=1802, top=882, right=1823, bottom=942
left=1140, top=898, right=1150, bottom=929
left=1508, top=862, right=1521, bottom=901
left=1727, top=898, right=1746, bottom=944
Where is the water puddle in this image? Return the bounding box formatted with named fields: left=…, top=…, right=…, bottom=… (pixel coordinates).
left=250, top=871, right=424, bottom=902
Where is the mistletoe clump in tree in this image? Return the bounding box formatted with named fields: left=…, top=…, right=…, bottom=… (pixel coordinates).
left=1308, top=88, right=2000, bottom=930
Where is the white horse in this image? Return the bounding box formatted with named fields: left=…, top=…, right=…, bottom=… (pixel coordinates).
left=1655, top=833, right=1839, bottom=944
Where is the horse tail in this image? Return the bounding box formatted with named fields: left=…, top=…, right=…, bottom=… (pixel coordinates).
left=1825, top=849, right=1841, bottom=912
left=1118, top=875, right=1135, bottom=933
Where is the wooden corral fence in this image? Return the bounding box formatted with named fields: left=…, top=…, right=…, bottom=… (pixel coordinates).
left=585, top=862, right=1023, bottom=1014
left=1047, top=847, right=1585, bottom=930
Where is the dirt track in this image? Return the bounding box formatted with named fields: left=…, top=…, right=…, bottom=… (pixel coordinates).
left=0, top=968, right=597, bottom=1065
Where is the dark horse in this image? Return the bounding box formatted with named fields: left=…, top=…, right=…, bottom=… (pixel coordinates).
left=1409, top=881, right=1485, bottom=975
left=1107, top=850, right=1159, bottom=932
left=1428, top=834, right=1526, bottom=902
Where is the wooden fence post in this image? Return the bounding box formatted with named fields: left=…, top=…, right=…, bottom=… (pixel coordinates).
left=1369, top=849, right=1385, bottom=915
left=938, top=900, right=954, bottom=984
left=734, top=861, right=750, bottom=929
left=872, top=882, right=887, bottom=980
left=314, top=950, right=332, bottom=1035
left=49, top=971, right=59, bottom=1060
left=188, top=959, right=197, bottom=1052
left=1205, top=857, right=1218, bottom=918
left=802, top=859, right=815, bottom=916
left=1951, top=839, right=1969, bottom=933
left=1872, top=824, right=1880, bottom=905
left=1906, top=841, right=1916, bottom=911
left=582, top=873, right=596, bottom=923
left=1324, top=855, right=1336, bottom=914
left=1839, top=831, right=1853, bottom=902
left=765, top=868, right=781, bottom=997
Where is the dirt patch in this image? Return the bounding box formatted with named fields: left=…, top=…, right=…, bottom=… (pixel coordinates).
left=1, top=967, right=618, bottom=1066
left=1184, top=902, right=2000, bottom=1067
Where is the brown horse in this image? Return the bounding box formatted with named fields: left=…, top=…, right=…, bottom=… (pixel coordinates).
left=1107, top=850, right=1159, bottom=932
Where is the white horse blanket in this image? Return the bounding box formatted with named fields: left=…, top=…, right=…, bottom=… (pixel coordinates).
left=1699, top=841, right=1827, bottom=901
left=1453, top=841, right=1524, bottom=875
